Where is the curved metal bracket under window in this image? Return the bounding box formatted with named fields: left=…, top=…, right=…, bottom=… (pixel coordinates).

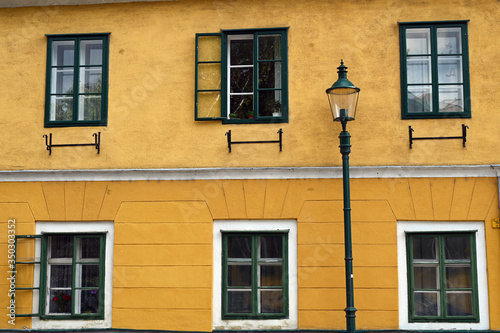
left=43, top=132, right=100, bottom=155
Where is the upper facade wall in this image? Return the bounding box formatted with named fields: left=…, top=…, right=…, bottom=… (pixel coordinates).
left=0, top=0, right=498, bottom=170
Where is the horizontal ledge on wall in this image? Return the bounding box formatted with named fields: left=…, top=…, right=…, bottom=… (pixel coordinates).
left=0, top=165, right=500, bottom=182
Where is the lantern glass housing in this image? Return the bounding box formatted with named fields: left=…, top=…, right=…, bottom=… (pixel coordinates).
left=326, top=60, right=360, bottom=121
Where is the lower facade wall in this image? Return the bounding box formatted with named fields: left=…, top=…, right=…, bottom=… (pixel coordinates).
left=0, top=177, right=498, bottom=331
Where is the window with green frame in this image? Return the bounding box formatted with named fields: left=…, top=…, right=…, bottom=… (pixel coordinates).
left=222, top=232, right=288, bottom=319
left=45, top=33, right=109, bottom=127
left=195, top=28, right=288, bottom=124
left=399, top=21, right=470, bottom=119
left=14, top=233, right=106, bottom=320
left=406, top=232, right=479, bottom=322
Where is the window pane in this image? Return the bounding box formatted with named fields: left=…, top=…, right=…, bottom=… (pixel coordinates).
left=407, top=56, right=431, bottom=84
left=50, top=265, right=72, bottom=288
left=49, top=289, right=72, bottom=314
left=228, top=264, right=252, bottom=286
left=51, top=68, right=74, bottom=94
left=230, top=95, right=253, bottom=119
left=260, top=265, right=282, bottom=286
left=439, top=85, right=464, bottom=112
left=258, top=34, right=281, bottom=60
left=198, top=35, right=221, bottom=62
left=197, top=91, right=221, bottom=118
left=198, top=63, right=221, bottom=90
left=260, top=235, right=282, bottom=258
left=230, top=39, right=253, bottom=66
left=78, top=289, right=99, bottom=314
left=408, top=86, right=432, bottom=113
left=446, top=265, right=471, bottom=288
left=438, top=27, right=462, bottom=54
left=80, top=67, right=102, bottom=93
left=51, top=96, right=74, bottom=121
left=52, top=41, right=75, bottom=66
left=438, top=56, right=462, bottom=84
left=258, top=90, right=282, bottom=117
left=79, top=95, right=102, bottom=121
left=414, top=292, right=439, bottom=316
left=227, top=291, right=252, bottom=313
left=444, top=236, right=470, bottom=260
left=413, top=265, right=438, bottom=289
left=230, top=67, right=253, bottom=93
left=227, top=236, right=252, bottom=258
left=80, top=237, right=101, bottom=259
left=261, top=290, right=283, bottom=313
left=80, top=40, right=103, bottom=66
left=50, top=235, right=73, bottom=258
left=413, top=236, right=437, bottom=260
left=259, top=61, right=281, bottom=89
left=406, top=28, right=431, bottom=55
left=81, top=264, right=100, bottom=287
left=447, top=292, right=473, bottom=316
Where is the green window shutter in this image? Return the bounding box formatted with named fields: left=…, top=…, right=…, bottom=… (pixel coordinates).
left=195, top=33, right=226, bottom=120
left=45, top=33, right=110, bottom=127
left=221, top=232, right=288, bottom=319
left=406, top=232, right=479, bottom=322
left=13, top=235, right=44, bottom=317
left=399, top=21, right=470, bottom=119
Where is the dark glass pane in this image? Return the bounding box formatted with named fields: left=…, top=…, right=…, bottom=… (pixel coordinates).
left=80, top=237, right=101, bottom=259
left=413, top=265, right=438, bottom=289
left=258, top=35, right=281, bottom=60
left=412, top=236, right=437, bottom=260
left=446, top=265, right=471, bottom=288
left=414, top=292, right=439, bottom=316
left=230, top=39, right=253, bottom=66
left=259, top=61, right=281, bottom=89
left=81, top=264, right=100, bottom=287
left=229, top=95, right=253, bottom=119
left=52, top=41, right=75, bottom=67
left=227, top=290, right=252, bottom=313
left=447, top=292, right=473, bottom=316
left=50, top=235, right=73, bottom=258
left=261, top=290, right=283, bottom=313
left=50, top=265, right=72, bottom=288
left=79, top=289, right=99, bottom=314
left=258, top=90, right=282, bottom=117
left=260, top=265, right=282, bottom=286
left=49, top=289, right=72, bottom=314
left=444, top=236, right=470, bottom=260
left=228, top=264, right=251, bottom=286
left=230, top=67, right=253, bottom=93
left=260, top=235, right=282, bottom=258
left=227, top=236, right=251, bottom=258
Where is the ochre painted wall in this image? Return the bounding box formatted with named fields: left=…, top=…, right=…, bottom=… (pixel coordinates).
left=0, top=177, right=498, bottom=331
left=0, top=0, right=499, bottom=170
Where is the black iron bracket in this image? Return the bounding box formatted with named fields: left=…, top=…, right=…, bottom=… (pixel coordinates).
left=225, top=129, right=283, bottom=153
left=43, top=132, right=101, bottom=155
left=409, top=124, right=468, bottom=149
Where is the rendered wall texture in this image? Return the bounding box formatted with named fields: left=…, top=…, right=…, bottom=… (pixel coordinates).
left=0, top=0, right=499, bottom=170
left=0, top=177, right=497, bottom=331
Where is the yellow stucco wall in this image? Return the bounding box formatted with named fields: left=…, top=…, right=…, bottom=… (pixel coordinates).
left=0, top=177, right=497, bottom=331
left=0, top=0, right=499, bottom=170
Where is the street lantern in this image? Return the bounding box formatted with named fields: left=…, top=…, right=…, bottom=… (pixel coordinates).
left=326, top=60, right=360, bottom=333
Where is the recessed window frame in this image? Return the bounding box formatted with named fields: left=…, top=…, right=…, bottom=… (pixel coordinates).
left=45, top=33, right=110, bottom=127
left=406, top=232, right=479, bottom=323
left=399, top=21, right=471, bottom=119
left=195, top=27, right=289, bottom=124
left=221, top=231, right=288, bottom=320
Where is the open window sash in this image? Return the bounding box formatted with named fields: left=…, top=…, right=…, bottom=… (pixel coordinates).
left=195, top=33, right=226, bottom=120
left=13, top=235, right=44, bottom=317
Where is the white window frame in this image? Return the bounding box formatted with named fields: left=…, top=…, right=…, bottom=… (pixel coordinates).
left=32, top=221, right=114, bottom=330
left=213, top=220, right=297, bottom=330
left=397, top=221, right=489, bottom=330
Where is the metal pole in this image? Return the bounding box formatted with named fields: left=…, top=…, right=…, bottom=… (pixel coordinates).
left=339, top=115, right=356, bottom=333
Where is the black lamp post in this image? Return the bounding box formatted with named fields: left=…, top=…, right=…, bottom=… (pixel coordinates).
left=326, top=60, right=360, bottom=333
